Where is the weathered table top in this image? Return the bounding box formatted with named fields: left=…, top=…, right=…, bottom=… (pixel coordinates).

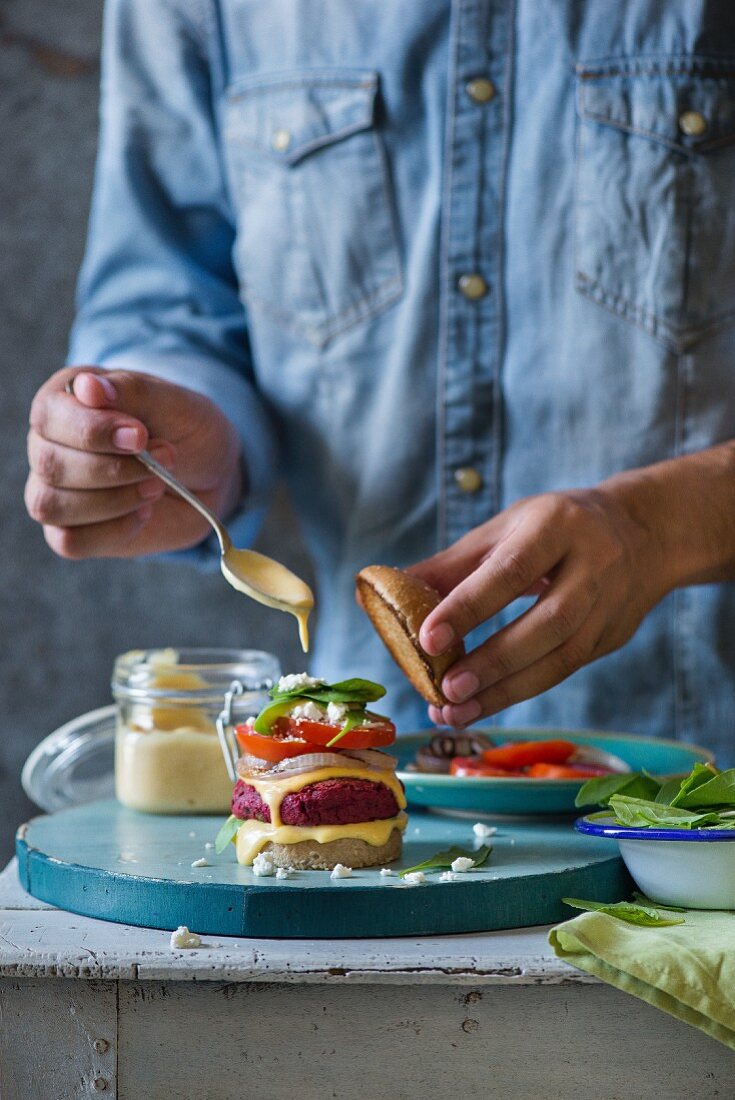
left=0, top=858, right=584, bottom=985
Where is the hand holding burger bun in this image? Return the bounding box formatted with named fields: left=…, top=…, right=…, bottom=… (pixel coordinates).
left=355, top=565, right=464, bottom=706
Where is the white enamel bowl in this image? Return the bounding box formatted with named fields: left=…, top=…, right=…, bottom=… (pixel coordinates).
left=576, top=815, right=735, bottom=909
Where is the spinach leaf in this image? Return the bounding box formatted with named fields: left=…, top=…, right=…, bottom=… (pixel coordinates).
left=562, top=897, right=685, bottom=927
left=215, top=814, right=241, bottom=854
left=669, top=762, right=720, bottom=807
left=399, top=845, right=492, bottom=878
left=608, top=794, right=723, bottom=829
left=631, top=891, right=686, bottom=912
left=252, top=699, right=300, bottom=735
left=654, top=776, right=685, bottom=804
left=675, top=768, right=735, bottom=810
left=575, top=771, right=660, bottom=809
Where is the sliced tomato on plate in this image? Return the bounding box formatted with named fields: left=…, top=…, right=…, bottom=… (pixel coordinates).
left=526, top=762, right=614, bottom=779
left=481, top=739, right=575, bottom=769
left=449, top=756, right=524, bottom=778
left=236, top=714, right=396, bottom=762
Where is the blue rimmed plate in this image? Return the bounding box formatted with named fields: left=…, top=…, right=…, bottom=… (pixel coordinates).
left=575, top=813, right=735, bottom=909
left=395, top=728, right=712, bottom=817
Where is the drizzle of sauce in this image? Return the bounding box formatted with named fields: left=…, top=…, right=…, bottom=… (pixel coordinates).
left=220, top=547, right=314, bottom=651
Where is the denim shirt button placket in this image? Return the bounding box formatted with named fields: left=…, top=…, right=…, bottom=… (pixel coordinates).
left=439, top=1, right=510, bottom=549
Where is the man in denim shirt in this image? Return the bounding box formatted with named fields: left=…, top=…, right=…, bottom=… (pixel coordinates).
left=25, top=1, right=735, bottom=760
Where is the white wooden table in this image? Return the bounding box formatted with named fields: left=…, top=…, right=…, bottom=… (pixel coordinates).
left=0, top=860, right=731, bottom=1098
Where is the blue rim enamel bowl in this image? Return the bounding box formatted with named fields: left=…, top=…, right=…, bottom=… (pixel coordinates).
left=575, top=815, right=735, bottom=909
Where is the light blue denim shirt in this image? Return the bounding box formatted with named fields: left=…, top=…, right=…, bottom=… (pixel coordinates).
left=70, top=0, right=735, bottom=761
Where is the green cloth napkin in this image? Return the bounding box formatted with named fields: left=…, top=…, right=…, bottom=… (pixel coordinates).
left=549, top=909, right=735, bottom=1050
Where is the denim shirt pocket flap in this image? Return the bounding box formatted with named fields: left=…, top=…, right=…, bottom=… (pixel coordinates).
left=225, top=70, right=379, bottom=166
left=577, top=58, right=735, bottom=155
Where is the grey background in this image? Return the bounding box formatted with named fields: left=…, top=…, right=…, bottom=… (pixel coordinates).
left=0, top=1, right=310, bottom=861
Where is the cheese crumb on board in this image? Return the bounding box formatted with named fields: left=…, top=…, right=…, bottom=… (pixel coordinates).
left=330, top=863, right=352, bottom=879
left=253, top=853, right=276, bottom=877
left=191, top=858, right=210, bottom=868
left=403, top=871, right=427, bottom=886
left=170, top=926, right=201, bottom=950
left=440, top=871, right=460, bottom=882
left=379, top=868, right=395, bottom=877
left=451, top=856, right=475, bottom=873
left=204, top=842, right=214, bottom=850
left=276, top=867, right=293, bottom=879
left=472, top=823, right=497, bottom=838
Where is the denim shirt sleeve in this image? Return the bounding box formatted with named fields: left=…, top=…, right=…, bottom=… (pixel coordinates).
left=67, top=0, right=277, bottom=557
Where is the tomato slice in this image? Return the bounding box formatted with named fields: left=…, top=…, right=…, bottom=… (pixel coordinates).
left=526, top=762, right=615, bottom=779
left=271, top=714, right=396, bottom=749
left=481, top=739, right=575, bottom=769
left=236, top=726, right=324, bottom=763
left=236, top=713, right=396, bottom=761
left=449, top=756, right=524, bottom=778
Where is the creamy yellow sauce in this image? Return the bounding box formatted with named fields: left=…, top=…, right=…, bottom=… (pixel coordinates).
left=220, top=547, right=314, bottom=651
left=235, top=813, right=408, bottom=865
left=115, top=725, right=234, bottom=813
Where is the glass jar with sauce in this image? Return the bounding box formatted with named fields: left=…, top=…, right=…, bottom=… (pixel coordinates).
left=112, top=647, right=280, bottom=814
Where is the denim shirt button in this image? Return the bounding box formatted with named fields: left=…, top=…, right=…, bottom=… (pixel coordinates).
left=454, top=467, right=484, bottom=493
left=271, top=128, right=292, bottom=152
left=678, top=110, right=707, bottom=137
left=466, top=77, right=496, bottom=105
left=458, top=273, right=488, bottom=300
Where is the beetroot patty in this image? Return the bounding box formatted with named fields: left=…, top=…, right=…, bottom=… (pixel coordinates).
left=231, top=777, right=401, bottom=827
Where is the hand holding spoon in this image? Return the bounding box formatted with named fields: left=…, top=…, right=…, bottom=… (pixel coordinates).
left=63, top=377, right=314, bottom=650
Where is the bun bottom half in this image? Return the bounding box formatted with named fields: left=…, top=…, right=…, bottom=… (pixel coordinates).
left=258, top=827, right=403, bottom=871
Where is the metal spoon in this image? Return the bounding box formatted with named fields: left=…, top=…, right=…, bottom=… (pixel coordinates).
left=65, top=377, right=314, bottom=650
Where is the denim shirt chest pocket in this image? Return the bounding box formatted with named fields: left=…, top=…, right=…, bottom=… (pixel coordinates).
left=575, top=57, right=735, bottom=352
left=222, top=70, right=403, bottom=349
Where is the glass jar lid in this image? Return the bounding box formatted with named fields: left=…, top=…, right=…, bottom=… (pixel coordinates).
left=111, top=647, right=281, bottom=705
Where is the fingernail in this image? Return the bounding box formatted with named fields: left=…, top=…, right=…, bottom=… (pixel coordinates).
left=113, top=426, right=142, bottom=452
left=138, top=478, right=164, bottom=501
left=96, top=375, right=117, bottom=402
left=444, top=670, right=480, bottom=703
left=446, top=699, right=481, bottom=726
left=424, top=622, right=455, bottom=655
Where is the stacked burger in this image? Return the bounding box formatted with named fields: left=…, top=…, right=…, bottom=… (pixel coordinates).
left=217, top=674, right=407, bottom=869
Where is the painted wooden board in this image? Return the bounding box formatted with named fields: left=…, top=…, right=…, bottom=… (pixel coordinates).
left=16, top=801, right=630, bottom=938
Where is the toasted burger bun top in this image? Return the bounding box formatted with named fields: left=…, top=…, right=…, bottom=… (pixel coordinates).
left=355, top=565, right=464, bottom=707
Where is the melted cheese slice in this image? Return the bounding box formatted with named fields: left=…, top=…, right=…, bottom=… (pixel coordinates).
left=236, top=812, right=408, bottom=865
left=244, top=765, right=407, bottom=828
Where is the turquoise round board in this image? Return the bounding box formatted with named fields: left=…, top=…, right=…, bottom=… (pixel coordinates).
left=16, top=800, right=631, bottom=938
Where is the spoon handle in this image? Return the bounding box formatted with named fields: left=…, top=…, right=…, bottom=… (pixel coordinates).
left=136, top=450, right=229, bottom=553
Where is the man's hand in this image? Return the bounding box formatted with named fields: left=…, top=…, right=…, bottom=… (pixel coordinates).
left=26, top=367, right=243, bottom=558
left=409, top=485, right=674, bottom=727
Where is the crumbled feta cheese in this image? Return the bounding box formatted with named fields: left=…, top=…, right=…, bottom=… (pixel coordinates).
left=276, top=867, right=293, bottom=879
left=473, top=823, right=497, bottom=838
left=403, top=871, right=427, bottom=886
left=440, top=871, right=460, bottom=882
left=252, top=852, right=275, bottom=877
left=330, top=863, right=352, bottom=879
left=290, top=700, right=326, bottom=721
left=191, top=858, right=210, bottom=868
left=188, top=831, right=196, bottom=838
left=278, top=673, right=325, bottom=692
left=379, top=868, right=396, bottom=877
left=326, top=701, right=349, bottom=724
left=204, top=842, right=214, bottom=850
left=451, top=856, right=475, bottom=873
left=170, top=926, right=201, bottom=950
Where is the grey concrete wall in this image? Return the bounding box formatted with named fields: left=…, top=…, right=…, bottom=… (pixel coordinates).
left=0, top=1, right=310, bottom=860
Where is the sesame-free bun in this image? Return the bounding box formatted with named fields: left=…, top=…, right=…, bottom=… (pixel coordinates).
left=356, top=565, right=464, bottom=707
left=259, top=828, right=403, bottom=870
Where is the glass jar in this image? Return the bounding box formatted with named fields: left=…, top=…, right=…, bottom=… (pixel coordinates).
left=112, top=647, right=280, bottom=814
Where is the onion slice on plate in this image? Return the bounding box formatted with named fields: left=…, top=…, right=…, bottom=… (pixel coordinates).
left=570, top=744, right=630, bottom=774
